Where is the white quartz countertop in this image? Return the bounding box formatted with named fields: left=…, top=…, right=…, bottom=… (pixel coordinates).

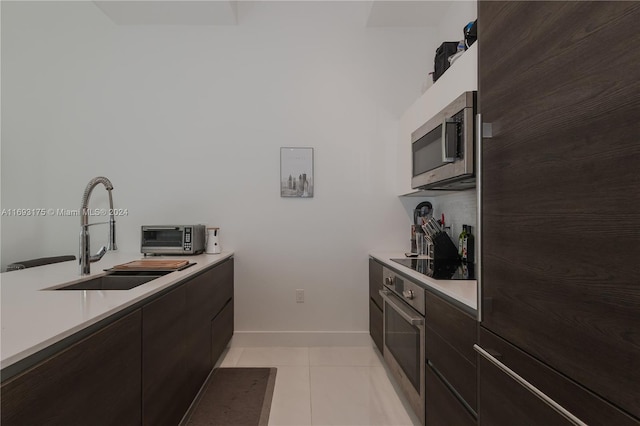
left=0, top=251, right=233, bottom=370
left=369, top=252, right=477, bottom=312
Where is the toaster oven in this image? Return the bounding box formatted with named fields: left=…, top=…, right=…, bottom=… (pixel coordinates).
left=141, top=225, right=206, bottom=255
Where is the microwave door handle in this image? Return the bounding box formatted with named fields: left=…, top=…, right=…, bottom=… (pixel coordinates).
left=441, top=118, right=457, bottom=163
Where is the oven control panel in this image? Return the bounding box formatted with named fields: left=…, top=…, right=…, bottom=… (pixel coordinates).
left=382, top=267, right=426, bottom=315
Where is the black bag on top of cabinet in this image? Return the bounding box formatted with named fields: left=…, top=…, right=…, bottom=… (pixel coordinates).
left=464, top=20, right=477, bottom=48
left=433, top=41, right=459, bottom=82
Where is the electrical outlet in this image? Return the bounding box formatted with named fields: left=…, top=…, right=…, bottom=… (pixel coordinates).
left=296, top=289, right=304, bottom=303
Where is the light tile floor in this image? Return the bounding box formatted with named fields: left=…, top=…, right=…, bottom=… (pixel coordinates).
left=218, top=345, right=421, bottom=426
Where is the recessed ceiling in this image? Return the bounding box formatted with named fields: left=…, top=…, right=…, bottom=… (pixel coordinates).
left=366, top=1, right=454, bottom=27
left=93, top=1, right=238, bottom=25
left=92, top=0, right=458, bottom=27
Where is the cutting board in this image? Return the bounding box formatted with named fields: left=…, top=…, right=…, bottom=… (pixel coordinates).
left=113, top=259, right=190, bottom=271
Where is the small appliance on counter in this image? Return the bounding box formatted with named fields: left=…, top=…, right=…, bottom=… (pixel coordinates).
left=141, top=225, right=206, bottom=255
left=205, top=227, right=221, bottom=254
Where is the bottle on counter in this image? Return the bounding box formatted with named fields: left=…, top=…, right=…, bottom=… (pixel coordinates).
left=462, top=225, right=475, bottom=262
left=458, top=225, right=467, bottom=258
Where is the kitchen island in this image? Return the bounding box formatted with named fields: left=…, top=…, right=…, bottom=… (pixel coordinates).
left=1, top=251, right=234, bottom=425
left=1, top=251, right=233, bottom=371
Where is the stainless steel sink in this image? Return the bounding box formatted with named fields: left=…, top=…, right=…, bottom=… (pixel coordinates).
left=52, top=271, right=171, bottom=291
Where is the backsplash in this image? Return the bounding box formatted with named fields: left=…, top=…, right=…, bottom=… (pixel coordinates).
left=428, top=190, right=477, bottom=241
left=399, top=188, right=477, bottom=252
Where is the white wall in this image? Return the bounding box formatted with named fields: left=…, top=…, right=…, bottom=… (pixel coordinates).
left=430, top=1, right=477, bottom=239
left=396, top=1, right=478, bottom=250
left=1, top=1, right=437, bottom=341
left=437, top=1, right=476, bottom=43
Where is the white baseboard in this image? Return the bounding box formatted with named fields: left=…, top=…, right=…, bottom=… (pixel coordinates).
left=229, top=331, right=373, bottom=347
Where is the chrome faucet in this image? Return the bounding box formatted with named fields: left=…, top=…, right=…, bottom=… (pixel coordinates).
left=79, top=176, right=117, bottom=275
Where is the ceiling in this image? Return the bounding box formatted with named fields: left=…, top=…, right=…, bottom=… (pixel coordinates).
left=93, top=0, right=456, bottom=27
left=93, top=1, right=239, bottom=25
left=366, top=1, right=454, bottom=27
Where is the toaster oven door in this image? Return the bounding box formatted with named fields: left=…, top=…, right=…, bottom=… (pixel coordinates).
left=141, top=227, right=184, bottom=253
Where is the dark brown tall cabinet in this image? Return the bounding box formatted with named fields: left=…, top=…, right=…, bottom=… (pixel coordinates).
left=478, top=2, right=640, bottom=425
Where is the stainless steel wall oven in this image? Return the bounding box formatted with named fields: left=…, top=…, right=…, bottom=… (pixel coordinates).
left=380, top=267, right=426, bottom=425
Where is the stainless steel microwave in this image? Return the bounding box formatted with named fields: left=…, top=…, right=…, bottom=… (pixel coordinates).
left=141, top=225, right=206, bottom=255
left=411, top=91, right=476, bottom=190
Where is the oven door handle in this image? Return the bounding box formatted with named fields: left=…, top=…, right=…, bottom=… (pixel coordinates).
left=379, top=289, right=424, bottom=326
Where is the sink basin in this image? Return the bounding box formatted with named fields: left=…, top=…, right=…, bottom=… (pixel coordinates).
left=52, top=270, right=171, bottom=291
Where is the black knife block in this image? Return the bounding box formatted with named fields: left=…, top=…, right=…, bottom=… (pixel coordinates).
left=429, top=232, right=460, bottom=260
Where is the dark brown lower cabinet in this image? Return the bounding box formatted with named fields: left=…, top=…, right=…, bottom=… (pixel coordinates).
left=211, top=300, right=234, bottom=364
left=143, top=258, right=235, bottom=426
left=0, top=311, right=142, bottom=426
left=142, top=285, right=193, bottom=426
left=185, top=257, right=234, bottom=395
left=477, top=352, right=574, bottom=426
left=369, top=258, right=383, bottom=352
left=368, top=298, right=383, bottom=352
left=425, top=326, right=476, bottom=414
left=424, top=292, right=477, bottom=413
left=142, top=285, right=190, bottom=426
left=211, top=257, right=234, bottom=316
left=424, top=291, right=477, bottom=425
left=426, top=365, right=476, bottom=426
left=209, top=258, right=234, bottom=364
left=478, top=327, right=639, bottom=426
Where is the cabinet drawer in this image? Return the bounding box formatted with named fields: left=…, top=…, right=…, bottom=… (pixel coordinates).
left=478, top=327, right=638, bottom=425
left=369, top=258, right=383, bottom=309
left=426, top=325, right=477, bottom=412
left=369, top=298, right=383, bottom=353
left=426, top=364, right=476, bottom=426
left=478, top=348, right=574, bottom=426
left=211, top=300, right=234, bottom=365
left=425, top=291, right=476, bottom=365
left=211, top=259, right=234, bottom=317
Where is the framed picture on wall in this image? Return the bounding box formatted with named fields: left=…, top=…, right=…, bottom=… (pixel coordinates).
left=280, top=147, right=314, bottom=198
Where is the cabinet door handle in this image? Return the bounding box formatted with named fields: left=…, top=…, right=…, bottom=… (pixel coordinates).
left=476, top=113, right=483, bottom=321
left=474, top=344, right=587, bottom=426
